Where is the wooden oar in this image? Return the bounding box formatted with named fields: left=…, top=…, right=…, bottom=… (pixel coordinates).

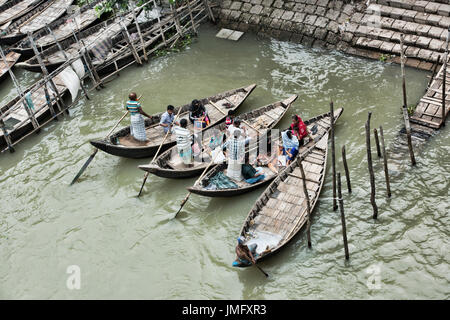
left=209, top=100, right=262, bottom=135
left=254, top=263, right=269, bottom=277
left=70, top=110, right=130, bottom=185
left=137, top=105, right=184, bottom=197
left=173, top=145, right=224, bottom=218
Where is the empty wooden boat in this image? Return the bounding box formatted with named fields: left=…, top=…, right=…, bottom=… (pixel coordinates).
left=0, top=0, right=42, bottom=27
left=11, top=0, right=106, bottom=59
left=233, top=108, right=343, bottom=267
left=90, top=84, right=257, bottom=159
left=0, top=49, right=20, bottom=82
left=187, top=108, right=342, bottom=198
left=0, top=0, right=74, bottom=45
left=0, top=75, right=68, bottom=151
left=15, top=10, right=138, bottom=73
left=139, top=95, right=297, bottom=179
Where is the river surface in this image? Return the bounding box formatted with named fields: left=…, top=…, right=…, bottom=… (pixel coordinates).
left=0, top=24, right=448, bottom=299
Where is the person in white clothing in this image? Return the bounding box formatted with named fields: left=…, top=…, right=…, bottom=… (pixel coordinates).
left=173, top=119, right=193, bottom=167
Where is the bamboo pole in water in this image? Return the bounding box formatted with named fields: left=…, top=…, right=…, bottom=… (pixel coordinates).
left=28, top=33, right=67, bottom=114
left=374, top=128, right=381, bottom=158
left=0, top=119, right=14, bottom=153
left=365, top=112, right=378, bottom=219
left=330, top=101, right=337, bottom=211
left=402, top=105, right=416, bottom=166
left=338, top=172, right=349, bottom=260
left=442, top=28, right=448, bottom=127
left=379, top=126, right=391, bottom=198
left=299, top=159, right=312, bottom=248
left=400, top=34, right=407, bottom=113
left=342, top=145, right=351, bottom=193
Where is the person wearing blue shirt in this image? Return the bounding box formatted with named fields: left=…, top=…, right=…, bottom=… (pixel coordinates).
left=160, top=105, right=179, bottom=133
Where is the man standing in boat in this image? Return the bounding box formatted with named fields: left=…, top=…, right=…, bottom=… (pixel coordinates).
left=224, top=129, right=246, bottom=181
left=126, top=92, right=152, bottom=143
left=173, top=119, right=193, bottom=167
left=160, top=105, right=179, bottom=134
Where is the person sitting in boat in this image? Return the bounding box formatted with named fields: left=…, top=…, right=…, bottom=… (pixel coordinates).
left=173, top=118, right=193, bottom=167
left=224, top=129, right=245, bottom=181
left=189, top=99, right=210, bottom=129
left=267, top=144, right=287, bottom=174
left=160, top=105, right=179, bottom=134
left=232, top=236, right=258, bottom=267
left=282, top=130, right=299, bottom=165
left=242, top=162, right=265, bottom=184
left=126, top=92, right=152, bottom=143
left=225, top=109, right=235, bottom=129
left=290, top=114, right=312, bottom=145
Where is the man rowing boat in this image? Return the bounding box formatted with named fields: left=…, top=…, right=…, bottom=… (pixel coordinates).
left=126, top=92, right=152, bottom=142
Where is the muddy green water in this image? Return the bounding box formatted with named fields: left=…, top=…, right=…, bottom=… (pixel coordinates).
left=0, top=24, right=448, bottom=299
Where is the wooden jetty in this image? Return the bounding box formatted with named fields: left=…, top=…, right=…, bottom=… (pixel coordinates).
left=0, top=0, right=42, bottom=27
left=91, top=0, right=211, bottom=83
left=16, top=10, right=138, bottom=72
left=0, top=49, right=20, bottom=82
left=0, top=0, right=74, bottom=45
left=11, top=0, right=106, bottom=59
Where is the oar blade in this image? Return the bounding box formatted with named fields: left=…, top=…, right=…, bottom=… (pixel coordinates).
left=70, top=150, right=98, bottom=185
left=137, top=173, right=149, bottom=197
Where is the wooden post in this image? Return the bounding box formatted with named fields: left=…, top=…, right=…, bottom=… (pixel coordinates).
left=170, top=2, right=183, bottom=37
left=402, top=105, right=416, bottom=166
left=0, top=45, right=41, bottom=130
left=341, top=145, right=351, bottom=193
left=132, top=8, right=148, bottom=62
left=330, top=101, right=337, bottom=211
left=374, top=128, right=381, bottom=158
left=121, top=22, right=142, bottom=65
left=365, top=112, right=378, bottom=219
left=379, top=126, right=391, bottom=198
left=442, top=28, right=448, bottom=127
left=298, top=160, right=312, bottom=248
left=0, top=119, right=15, bottom=153
left=400, top=34, right=408, bottom=113
left=46, top=26, right=90, bottom=100
left=186, top=0, right=197, bottom=34
left=337, top=172, right=349, bottom=260
left=153, top=0, right=167, bottom=46
left=28, top=33, right=67, bottom=114
left=202, top=0, right=216, bottom=23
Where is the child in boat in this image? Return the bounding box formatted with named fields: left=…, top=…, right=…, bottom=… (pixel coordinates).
left=267, top=144, right=287, bottom=174
left=225, top=109, right=235, bottom=129
left=126, top=92, right=152, bottom=143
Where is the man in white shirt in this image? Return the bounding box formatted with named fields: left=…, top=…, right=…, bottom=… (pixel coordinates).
left=173, top=119, right=193, bottom=167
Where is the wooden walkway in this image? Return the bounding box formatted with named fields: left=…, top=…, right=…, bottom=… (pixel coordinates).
left=406, top=55, right=449, bottom=142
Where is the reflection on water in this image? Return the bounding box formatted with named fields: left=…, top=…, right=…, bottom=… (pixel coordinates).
left=0, top=23, right=448, bottom=299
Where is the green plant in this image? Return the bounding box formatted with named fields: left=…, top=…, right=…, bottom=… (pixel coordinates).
left=407, top=104, right=416, bottom=116
left=379, top=54, right=388, bottom=62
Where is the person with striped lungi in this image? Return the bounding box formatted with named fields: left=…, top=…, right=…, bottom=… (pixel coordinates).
left=126, top=92, right=152, bottom=143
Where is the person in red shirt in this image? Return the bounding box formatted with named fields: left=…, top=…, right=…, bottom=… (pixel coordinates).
left=290, top=114, right=312, bottom=145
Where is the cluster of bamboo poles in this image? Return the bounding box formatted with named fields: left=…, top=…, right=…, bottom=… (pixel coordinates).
left=0, top=0, right=215, bottom=153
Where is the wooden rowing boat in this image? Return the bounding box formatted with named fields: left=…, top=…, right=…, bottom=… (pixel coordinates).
left=10, top=0, right=106, bottom=59
left=0, top=49, right=20, bottom=83
left=0, top=75, right=68, bottom=151
left=15, top=10, right=138, bottom=73
left=0, top=0, right=42, bottom=27
left=90, top=84, right=257, bottom=159
left=187, top=108, right=342, bottom=198
left=139, top=95, right=297, bottom=179
left=233, top=107, right=343, bottom=267
left=0, top=0, right=74, bottom=45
